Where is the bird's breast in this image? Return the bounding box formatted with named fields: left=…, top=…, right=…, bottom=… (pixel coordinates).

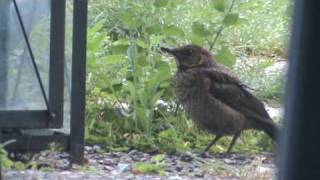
left=174, top=72, right=207, bottom=105
left=173, top=71, right=246, bottom=135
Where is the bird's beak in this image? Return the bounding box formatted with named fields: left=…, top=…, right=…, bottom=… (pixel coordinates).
left=160, top=47, right=177, bottom=56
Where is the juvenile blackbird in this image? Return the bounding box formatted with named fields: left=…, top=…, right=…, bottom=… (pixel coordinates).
left=161, top=44, right=280, bottom=155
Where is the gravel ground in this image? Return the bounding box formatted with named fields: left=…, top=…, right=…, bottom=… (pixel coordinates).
left=2, top=60, right=283, bottom=180
left=3, top=146, right=276, bottom=180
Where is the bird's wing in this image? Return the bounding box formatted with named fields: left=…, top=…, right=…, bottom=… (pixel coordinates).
left=199, top=68, right=271, bottom=120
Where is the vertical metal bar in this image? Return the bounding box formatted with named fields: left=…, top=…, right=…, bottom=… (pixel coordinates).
left=49, top=0, right=66, bottom=127
left=70, top=0, right=87, bottom=164
left=0, top=130, right=2, bottom=179
left=0, top=0, right=9, bottom=109
left=279, top=0, right=320, bottom=179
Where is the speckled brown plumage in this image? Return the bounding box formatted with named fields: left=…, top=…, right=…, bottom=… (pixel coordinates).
left=161, top=44, right=279, bottom=154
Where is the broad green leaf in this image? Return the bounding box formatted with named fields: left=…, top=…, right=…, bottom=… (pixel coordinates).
left=155, top=60, right=171, bottom=75
left=120, top=12, right=141, bottom=29
left=151, top=90, right=164, bottom=107
left=120, top=12, right=133, bottom=27
left=212, top=0, right=225, bottom=12
left=223, top=13, right=239, bottom=26
left=163, top=25, right=184, bottom=37
left=147, top=67, right=170, bottom=95
left=145, top=25, right=162, bottom=34
left=87, top=34, right=104, bottom=52
left=88, top=20, right=105, bottom=36
left=87, top=20, right=106, bottom=53
left=111, top=40, right=130, bottom=54
left=127, top=81, right=136, bottom=98
left=189, top=34, right=204, bottom=44
left=154, top=0, right=168, bottom=7
left=216, top=46, right=236, bottom=67
left=113, top=39, right=130, bottom=46
left=192, top=22, right=210, bottom=37
left=110, top=45, right=129, bottom=54
left=105, top=55, right=123, bottom=64
left=137, top=56, right=148, bottom=66
left=135, top=39, right=148, bottom=49
left=147, top=75, right=161, bottom=95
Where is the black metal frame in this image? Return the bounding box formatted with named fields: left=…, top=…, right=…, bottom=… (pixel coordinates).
left=0, top=0, right=87, bottom=164
left=0, top=0, right=66, bottom=128
left=279, top=0, right=320, bottom=179
left=69, top=0, right=88, bottom=164
left=0, top=1, right=9, bottom=109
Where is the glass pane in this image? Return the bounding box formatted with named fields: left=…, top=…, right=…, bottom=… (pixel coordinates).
left=0, top=0, right=51, bottom=110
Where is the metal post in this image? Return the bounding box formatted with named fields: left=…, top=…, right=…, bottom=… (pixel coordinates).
left=48, top=0, right=66, bottom=126
left=0, top=1, right=9, bottom=109
left=70, top=0, right=87, bottom=164
left=279, top=0, right=320, bottom=179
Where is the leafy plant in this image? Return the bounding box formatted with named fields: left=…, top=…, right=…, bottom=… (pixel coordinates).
left=85, top=0, right=289, bottom=154
left=132, top=154, right=166, bottom=176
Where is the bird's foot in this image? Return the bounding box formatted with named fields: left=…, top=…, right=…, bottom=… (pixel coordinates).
left=199, top=152, right=213, bottom=158
left=215, top=153, right=233, bottom=159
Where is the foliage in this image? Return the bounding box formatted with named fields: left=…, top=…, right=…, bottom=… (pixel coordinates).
left=0, top=140, right=39, bottom=170
left=86, top=0, right=289, bottom=154
left=234, top=57, right=285, bottom=103
left=0, top=140, right=15, bottom=169
left=132, top=162, right=166, bottom=176
left=132, top=154, right=166, bottom=175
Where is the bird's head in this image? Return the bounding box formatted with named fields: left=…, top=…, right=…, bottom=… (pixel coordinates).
left=161, top=44, right=215, bottom=71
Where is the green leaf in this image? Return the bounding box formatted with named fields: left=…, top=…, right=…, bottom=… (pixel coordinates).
left=133, top=162, right=165, bottom=175
left=88, top=20, right=105, bottom=36
left=137, top=56, right=148, bottom=66
left=113, top=39, right=130, bottom=46
left=212, top=0, right=225, bottom=12
left=111, top=39, right=130, bottom=54
left=189, top=34, right=204, bottom=44
left=192, top=22, right=210, bottom=37
left=167, top=0, right=184, bottom=9
left=155, top=60, right=171, bottom=75
left=150, top=90, right=164, bottom=106
left=145, top=25, right=162, bottom=34
left=87, top=20, right=106, bottom=53
left=154, top=0, right=168, bottom=7
left=120, top=12, right=133, bottom=27
left=127, top=81, right=136, bottom=99
left=120, top=12, right=141, bottom=29
left=223, top=13, right=239, bottom=26
left=151, top=154, right=166, bottom=162
left=110, top=45, right=129, bottom=54
left=163, top=25, right=184, bottom=37
left=105, top=55, right=123, bottom=64
left=135, top=39, right=148, bottom=49
left=216, top=46, right=236, bottom=67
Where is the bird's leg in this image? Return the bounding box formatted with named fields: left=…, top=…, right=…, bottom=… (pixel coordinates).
left=226, top=132, right=240, bottom=153
left=200, top=135, right=222, bottom=157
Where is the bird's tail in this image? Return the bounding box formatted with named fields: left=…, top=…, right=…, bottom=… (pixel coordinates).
left=258, top=120, right=280, bottom=142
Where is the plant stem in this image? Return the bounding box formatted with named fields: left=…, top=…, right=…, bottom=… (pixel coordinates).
left=209, top=0, right=237, bottom=51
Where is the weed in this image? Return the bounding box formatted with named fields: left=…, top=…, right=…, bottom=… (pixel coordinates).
left=85, top=0, right=289, bottom=154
